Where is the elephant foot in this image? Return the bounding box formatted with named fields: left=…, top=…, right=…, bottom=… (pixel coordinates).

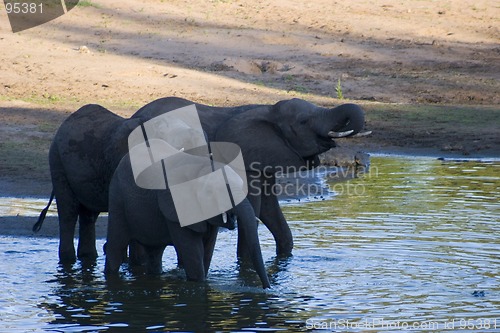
left=186, top=275, right=206, bottom=283
left=275, top=235, right=293, bottom=258
left=144, top=245, right=165, bottom=275
left=77, top=242, right=98, bottom=260
left=146, top=266, right=163, bottom=275
left=236, top=247, right=252, bottom=264
left=77, top=239, right=97, bottom=261
left=77, top=250, right=98, bottom=261
left=276, top=246, right=293, bottom=259
left=104, top=256, right=122, bottom=275
left=59, top=256, right=76, bottom=265
left=59, top=248, right=77, bottom=264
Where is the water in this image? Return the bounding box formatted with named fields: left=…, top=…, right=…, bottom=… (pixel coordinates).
left=0, top=156, right=499, bottom=332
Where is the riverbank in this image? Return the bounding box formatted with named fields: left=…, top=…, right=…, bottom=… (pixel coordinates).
left=1, top=100, right=498, bottom=197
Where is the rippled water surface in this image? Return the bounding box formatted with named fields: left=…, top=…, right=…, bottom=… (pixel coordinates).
left=0, top=156, right=499, bottom=332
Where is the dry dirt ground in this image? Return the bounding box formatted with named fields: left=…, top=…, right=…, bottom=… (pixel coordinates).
left=0, top=0, right=499, bottom=202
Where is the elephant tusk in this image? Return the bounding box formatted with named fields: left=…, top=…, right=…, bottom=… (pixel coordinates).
left=328, top=130, right=354, bottom=138
left=352, top=131, right=373, bottom=138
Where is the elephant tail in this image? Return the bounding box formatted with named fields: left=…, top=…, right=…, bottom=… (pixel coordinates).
left=32, top=190, right=55, bottom=233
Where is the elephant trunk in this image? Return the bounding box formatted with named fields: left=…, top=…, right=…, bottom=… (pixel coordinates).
left=314, top=104, right=366, bottom=138
left=234, top=199, right=271, bottom=289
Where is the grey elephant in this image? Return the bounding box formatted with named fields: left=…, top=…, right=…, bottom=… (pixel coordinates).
left=132, top=97, right=367, bottom=260
left=35, top=97, right=367, bottom=263
left=105, top=145, right=271, bottom=288
left=33, top=104, right=142, bottom=262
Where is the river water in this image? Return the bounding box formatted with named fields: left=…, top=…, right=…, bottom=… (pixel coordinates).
left=0, top=156, right=498, bottom=332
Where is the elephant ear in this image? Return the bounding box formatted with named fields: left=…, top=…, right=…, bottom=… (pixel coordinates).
left=214, top=106, right=307, bottom=173
left=157, top=191, right=208, bottom=233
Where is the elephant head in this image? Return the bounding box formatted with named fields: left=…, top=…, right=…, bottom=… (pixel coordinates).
left=214, top=98, right=367, bottom=172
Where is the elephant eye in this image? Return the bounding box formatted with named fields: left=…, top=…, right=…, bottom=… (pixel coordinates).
left=299, top=118, right=308, bottom=125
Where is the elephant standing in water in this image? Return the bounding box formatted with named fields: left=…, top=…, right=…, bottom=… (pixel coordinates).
left=105, top=149, right=271, bottom=288
left=132, top=97, right=367, bottom=260
left=35, top=97, right=367, bottom=263
left=34, top=105, right=141, bottom=262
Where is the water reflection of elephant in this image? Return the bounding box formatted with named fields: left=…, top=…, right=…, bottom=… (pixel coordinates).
left=39, top=262, right=302, bottom=332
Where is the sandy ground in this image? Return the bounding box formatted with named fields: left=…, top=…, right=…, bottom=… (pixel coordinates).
left=0, top=0, right=498, bottom=106
left=0, top=0, right=499, bottom=237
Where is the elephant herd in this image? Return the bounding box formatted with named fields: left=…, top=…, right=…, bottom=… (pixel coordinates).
left=34, top=96, right=368, bottom=288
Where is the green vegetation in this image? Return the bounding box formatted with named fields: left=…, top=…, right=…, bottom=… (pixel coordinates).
left=291, top=85, right=308, bottom=94
left=0, top=140, right=50, bottom=178
left=363, top=104, right=500, bottom=127
left=77, top=0, right=100, bottom=8
left=335, top=78, right=344, bottom=100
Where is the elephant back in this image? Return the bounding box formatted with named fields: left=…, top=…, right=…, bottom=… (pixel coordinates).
left=50, top=104, right=126, bottom=212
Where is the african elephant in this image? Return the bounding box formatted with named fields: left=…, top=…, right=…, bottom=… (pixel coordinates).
left=132, top=97, right=367, bottom=260
left=105, top=149, right=271, bottom=288
left=35, top=97, right=366, bottom=263
left=33, top=104, right=142, bottom=262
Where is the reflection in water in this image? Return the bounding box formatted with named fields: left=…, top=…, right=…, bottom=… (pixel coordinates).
left=0, top=156, right=499, bottom=332
left=0, top=197, right=57, bottom=217
left=41, top=257, right=301, bottom=332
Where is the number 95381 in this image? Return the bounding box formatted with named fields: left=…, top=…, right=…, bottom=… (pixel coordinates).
left=5, top=2, right=43, bottom=14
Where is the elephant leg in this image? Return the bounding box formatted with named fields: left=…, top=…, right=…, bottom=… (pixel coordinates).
left=238, top=172, right=262, bottom=261
left=259, top=176, right=293, bottom=258
left=202, top=225, right=219, bottom=277
left=54, top=187, right=79, bottom=263
left=105, top=237, right=129, bottom=274
left=246, top=172, right=263, bottom=216
left=237, top=173, right=293, bottom=261
left=167, top=222, right=205, bottom=282
left=145, top=245, right=166, bottom=275
left=77, top=205, right=99, bottom=260
left=128, top=239, right=148, bottom=267
left=234, top=198, right=270, bottom=288
left=105, top=197, right=130, bottom=274
left=104, top=236, right=129, bottom=274
left=175, top=247, right=184, bottom=269
left=50, top=146, right=79, bottom=263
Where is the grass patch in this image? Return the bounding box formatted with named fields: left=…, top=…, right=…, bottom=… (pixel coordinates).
left=335, top=78, right=344, bottom=100
left=0, top=93, right=144, bottom=113
left=37, top=121, right=58, bottom=133
left=0, top=140, right=50, bottom=178
left=365, top=104, right=498, bottom=124
left=362, top=104, right=500, bottom=135
left=290, top=85, right=309, bottom=94
left=77, top=0, right=100, bottom=8
left=5, top=94, right=80, bottom=107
